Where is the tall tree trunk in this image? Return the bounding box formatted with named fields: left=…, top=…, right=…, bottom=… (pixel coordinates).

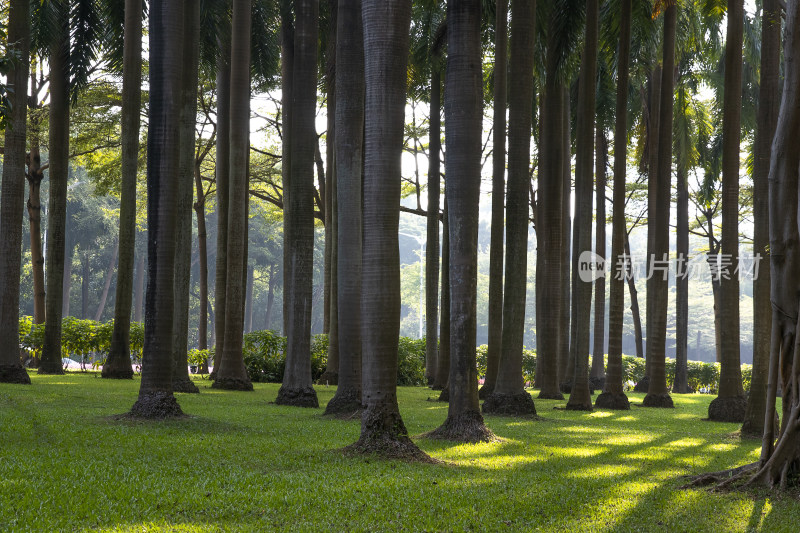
left=590, top=127, right=607, bottom=388
left=280, top=0, right=294, bottom=337
left=134, top=252, right=144, bottom=323
left=322, top=0, right=337, bottom=338
left=426, top=0, right=494, bottom=442
left=347, top=0, right=428, bottom=460
left=82, top=252, right=90, bottom=319
left=481, top=0, right=507, bottom=399
left=433, top=198, right=450, bottom=392
left=195, top=171, right=209, bottom=351
left=39, top=0, right=70, bottom=375
left=742, top=0, right=780, bottom=436
left=558, top=85, right=572, bottom=386
left=535, top=15, right=565, bottom=400
left=276, top=0, right=319, bottom=405
left=707, top=0, right=746, bottom=421
left=596, top=0, right=632, bottom=410
left=642, top=5, right=676, bottom=408
left=673, top=164, right=690, bottom=393
left=483, top=0, right=537, bottom=416
left=94, top=239, right=119, bottom=321
left=62, top=244, right=73, bottom=317
left=265, top=262, right=276, bottom=330
left=625, top=234, right=644, bottom=358
left=212, top=14, right=232, bottom=380
left=129, top=0, right=186, bottom=418
left=213, top=0, right=255, bottom=392
left=244, top=265, right=254, bottom=334
left=325, top=0, right=364, bottom=415
left=27, top=151, right=45, bottom=325
left=104, top=0, right=142, bottom=379
left=172, top=0, right=201, bottom=394
left=0, top=0, right=31, bottom=384
left=426, top=63, right=443, bottom=388
left=565, top=0, right=599, bottom=411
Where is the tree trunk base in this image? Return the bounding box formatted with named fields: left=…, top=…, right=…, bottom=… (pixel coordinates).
left=275, top=386, right=319, bottom=407
left=478, top=383, right=494, bottom=400
left=317, top=371, right=338, bottom=386
left=565, top=393, right=594, bottom=411
left=633, top=375, right=649, bottom=393
left=741, top=412, right=779, bottom=439
left=437, top=387, right=449, bottom=402
left=537, top=389, right=565, bottom=400
left=128, top=391, right=185, bottom=419
left=172, top=378, right=200, bottom=393
left=708, top=395, right=747, bottom=422
left=642, top=392, right=674, bottom=408
left=430, top=381, right=446, bottom=391
left=101, top=364, right=134, bottom=379
left=589, top=376, right=606, bottom=391
left=595, top=392, right=630, bottom=410
left=324, top=386, right=362, bottom=416
left=482, top=391, right=537, bottom=416
left=559, top=380, right=573, bottom=394
left=0, top=365, right=31, bottom=384
left=343, top=407, right=436, bottom=463
left=421, top=410, right=496, bottom=443
left=211, top=377, right=254, bottom=391
left=37, top=360, right=65, bottom=375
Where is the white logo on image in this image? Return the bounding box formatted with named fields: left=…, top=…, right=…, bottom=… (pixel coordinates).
left=578, top=251, right=606, bottom=283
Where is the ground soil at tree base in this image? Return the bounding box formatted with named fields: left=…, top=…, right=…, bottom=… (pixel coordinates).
left=275, top=386, right=319, bottom=407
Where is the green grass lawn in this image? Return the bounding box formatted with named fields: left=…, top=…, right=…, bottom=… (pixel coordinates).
left=1, top=374, right=798, bottom=532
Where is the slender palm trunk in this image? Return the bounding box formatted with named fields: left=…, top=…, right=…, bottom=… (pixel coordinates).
left=244, top=265, right=254, bottom=333
left=104, top=0, right=142, bottom=380
left=481, top=0, right=507, bottom=399
left=535, top=19, right=565, bottom=399
left=276, top=0, right=319, bottom=405
left=426, top=0, right=493, bottom=442
left=82, top=253, right=90, bottom=319
left=325, top=0, right=364, bottom=415
left=590, top=128, right=607, bottom=389
left=433, top=198, right=451, bottom=393
left=642, top=5, right=676, bottom=408
left=742, top=0, right=779, bottom=436
left=483, top=0, right=537, bottom=416
left=265, top=263, right=276, bottom=330
left=596, top=0, right=631, bottom=410
left=0, top=0, right=31, bottom=384
left=707, top=0, right=746, bottom=421
left=212, top=16, right=231, bottom=380
left=27, top=151, right=45, bottom=325
left=625, top=234, right=644, bottom=358
left=280, top=0, right=294, bottom=338
left=347, top=0, right=428, bottom=461
left=558, top=86, right=572, bottom=386
left=673, top=163, right=690, bottom=393
left=134, top=252, right=144, bottom=323
left=62, top=244, right=73, bottom=316
left=214, top=0, right=255, bottom=392
left=195, top=169, right=209, bottom=352
left=129, top=0, right=186, bottom=418
left=426, top=65, right=443, bottom=388
left=39, top=0, right=70, bottom=375
left=172, top=0, right=202, bottom=393
left=565, top=0, right=599, bottom=411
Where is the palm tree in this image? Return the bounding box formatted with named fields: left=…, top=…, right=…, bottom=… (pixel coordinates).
left=280, top=0, right=293, bottom=336
left=642, top=3, right=676, bottom=409
left=433, top=197, right=450, bottom=393
left=346, top=0, right=429, bottom=461
left=212, top=9, right=231, bottom=381
left=324, top=0, right=364, bottom=416
left=172, top=0, right=202, bottom=394
left=276, top=0, right=319, bottom=407
left=129, top=0, right=186, bottom=418
left=565, top=0, right=598, bottom=412
left=213, top=0, right=255, bottom=392
left=482, top=0, right=537, bottom=417
left=0, top=0, right=32, bottom=384
left=102, top=0, right=141, bottom=380
left=707, top=0, right=746, bottom=421
left=38, top=0, right=71, bottom=376
left=596, top=0, right=631, bottom=411
left=481, top=0, right=507, bottom=400
left=425, top=0, right=494, bottom=443
left=741, top=0, right=780, bottom=436
left=590, top=127, right=607, bottom=390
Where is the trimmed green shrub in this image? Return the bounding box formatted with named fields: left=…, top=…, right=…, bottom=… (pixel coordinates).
left=398, top=336, right=426, bottom=386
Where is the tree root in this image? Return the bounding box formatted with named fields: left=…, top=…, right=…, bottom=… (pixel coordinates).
left=317, top=371, right=338, bottom=386
left=342, top=408, right=438, bottom=463
left=537, top=390, right=565, bottom=400
left=421, top=410, right=497, bottom=444
left=211, top=377, right=254, bottom=391
left=127, top=391, right=185, bottom=419
left=642, top=392, right=674, bottom=408
left=633, top=375, right=650, bottom=393
left=681, top=462, right=758, bottom=490
left=708, top=395, right=747, bottom=422
left=0, top=365, right=31, bottom=384
left=172, top=378, right=200, bottom=393
left=595, top=392, right=630, bottom=410
left=482, top=391, right=537, bottom=417
left=324, top=386, right=362, bottom=417
left=275, top=386, right=319, bottom=407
